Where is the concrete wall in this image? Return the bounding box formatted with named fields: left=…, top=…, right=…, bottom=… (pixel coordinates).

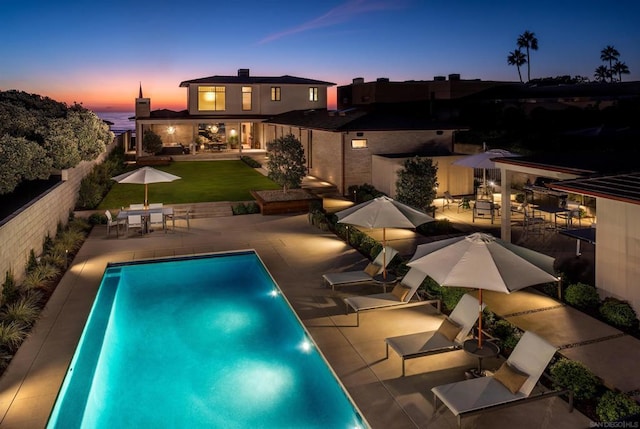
left=595, top=198, right=640, bottom=317
left=0, top=139, right=116, bottom=283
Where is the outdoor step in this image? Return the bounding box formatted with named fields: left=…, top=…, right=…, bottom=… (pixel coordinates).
left=170, top=202, right=233, bottom=218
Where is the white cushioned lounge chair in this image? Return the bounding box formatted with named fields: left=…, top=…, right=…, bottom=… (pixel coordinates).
left=431, top=330, right=573, bottom=428
left=322, top=246, right=399, bottom=291
left=343, top=267, right=432, bottom=326
left=385, top=294, right=484, bottom=376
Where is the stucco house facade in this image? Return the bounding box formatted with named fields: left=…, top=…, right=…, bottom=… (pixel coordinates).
left=263, top=104, right=472, bottom=196
left=134, top=69, right=334, bottom=156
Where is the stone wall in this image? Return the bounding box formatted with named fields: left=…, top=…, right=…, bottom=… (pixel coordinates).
left=0, top=139, right=117, bottom=284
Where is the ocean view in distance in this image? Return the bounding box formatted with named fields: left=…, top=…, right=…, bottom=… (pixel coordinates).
left=95, top=111, right=135, bottom=135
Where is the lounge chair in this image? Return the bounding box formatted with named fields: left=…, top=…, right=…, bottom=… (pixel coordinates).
left=343, top=268, right=433, bottom=326
left=322, top=246, right=399, bottom=291
left=431, top=330, right=573, bottom=428
left=385, top=294, right=484, bottom=376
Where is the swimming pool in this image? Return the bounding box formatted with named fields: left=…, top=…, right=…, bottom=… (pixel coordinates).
left=47, top=251, right=368, bottom=428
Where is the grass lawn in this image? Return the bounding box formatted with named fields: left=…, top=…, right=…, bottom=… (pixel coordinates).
left=98, top=160, right=281, bottom=209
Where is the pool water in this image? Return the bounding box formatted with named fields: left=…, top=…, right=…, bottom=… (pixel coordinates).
left=48, top=251, right=367, bottom=428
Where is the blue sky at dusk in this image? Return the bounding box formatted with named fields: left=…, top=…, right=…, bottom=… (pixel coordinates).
left=1, top=0, right=638, bottom=112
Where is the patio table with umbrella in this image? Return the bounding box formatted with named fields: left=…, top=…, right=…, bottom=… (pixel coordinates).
left=111, top=166, right=181, bottom=207
left=407, top=232, right=559, bottom=350
left=453, top=147, right=520, bottom=200
left=336, top=196, right=435, bottom=281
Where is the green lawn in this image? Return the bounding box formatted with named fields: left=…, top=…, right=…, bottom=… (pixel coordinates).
left=98, top=160, right=281, bottom=209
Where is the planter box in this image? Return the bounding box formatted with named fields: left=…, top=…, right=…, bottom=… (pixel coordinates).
left=137, top=156, right=172, bottom=166
left=251, top=189, right=321, bottom=215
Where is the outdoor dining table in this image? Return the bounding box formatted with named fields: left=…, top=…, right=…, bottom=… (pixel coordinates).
left=117, top=207, right=174, bottom=234
left=533, top=205, right=571, bottom=230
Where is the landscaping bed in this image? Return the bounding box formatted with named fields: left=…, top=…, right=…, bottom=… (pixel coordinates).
left=251, top=189, right=321, bottom=215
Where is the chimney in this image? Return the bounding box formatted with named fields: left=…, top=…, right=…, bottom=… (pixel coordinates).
left=376, top=77, right=390, bottom=82
left=434, top=76, right=446, bottom=81
left=238, top=68, right=250, bottom=77
left=448, top=73, right=461, bottom=81
left=352, top=77, right=364, bottom=84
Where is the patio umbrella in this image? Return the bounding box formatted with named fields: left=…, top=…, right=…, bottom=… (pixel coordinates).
left=407, top=232, right=558, bottom=348
left=336, top=196, right=435, bottom=279
left=111, top=166, right=181, bottom=207
left=453, top=147, right=520, bottom=198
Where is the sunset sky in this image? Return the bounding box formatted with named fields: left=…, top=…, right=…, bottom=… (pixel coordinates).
left=2, top=1, right=639, bottom=112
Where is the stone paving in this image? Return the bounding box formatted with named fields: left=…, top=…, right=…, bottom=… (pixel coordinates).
left=0, top=199, right=636, bottom=428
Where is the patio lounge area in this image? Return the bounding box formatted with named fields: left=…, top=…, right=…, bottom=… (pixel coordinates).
left=0, top=203, right=620, bottom=428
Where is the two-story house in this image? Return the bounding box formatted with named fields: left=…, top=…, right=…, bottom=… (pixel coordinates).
left=134, top=68, right=334, bottom=156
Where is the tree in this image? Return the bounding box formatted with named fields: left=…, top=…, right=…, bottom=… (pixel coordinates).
left=142, top=129, right=163, bottom=155
left=266, top=134, right=307, bottom=193
left=517, top=30, right=538, bottom=82
left=0, top=135, right=52, bottom=194
left=395, top=156, right=438, bottom=213
left=600, top=45, right=620, bottom=82
left=594, top=65, right=610, bottom=83
left=612, top=61, right=630, bottom=82
left=507, top=49, right=527, bottom=83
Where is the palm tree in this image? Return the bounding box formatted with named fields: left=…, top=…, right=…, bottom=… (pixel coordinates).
left=507, top=49, right=527, bottom=83
left=594, top=65, right=610, bottom=83
left=517, top=30, right=538, bottom=82
left=600, top=45, right=620, bottom=83
left=612, top=61, right=630, bottom=82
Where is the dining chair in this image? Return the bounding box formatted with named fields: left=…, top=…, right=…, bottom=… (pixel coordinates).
left=129, top=203, right=145, bottom=210
left=148, top=211, right=165, bottom=232
left=148, top=203, right=163, bottom=209
left=105, top=210, right=125, bottom=238
left=126, top=214, right=144, bottom=236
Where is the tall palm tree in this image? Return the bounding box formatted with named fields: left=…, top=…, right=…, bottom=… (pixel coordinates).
left=600, top=45, right=620, bottom=83
left=612, top=61, right=630, bottom=82
left=517, top=30, right=538, bottom=82
left=507, top=49, right=527, bottom=83
left=594, top=65, right=610, bottom=83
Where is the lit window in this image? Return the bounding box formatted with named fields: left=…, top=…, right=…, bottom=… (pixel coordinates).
left=271, top=87, right=281, bottom=101
left=309, top=87, right=318, bottom=102
left=242, top=86, right=252, bottom=111
left=351, top=139, right=367, bottom=149
left=198, top=86, right=225, bottom=111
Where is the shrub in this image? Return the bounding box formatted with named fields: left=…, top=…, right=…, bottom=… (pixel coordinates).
left=550, top=358, right=600, bottom=400
left=564, top=282, right=600, bottom=311
left=0, top=321, right=27, bottom=353
left=441, top=287, right=471, bottom=312
left=88, top=212, right=106, bottom=225
left=490, top=319, right=522, bottom=351
left=245, top=202, right=260, bottom=214
left=25, top=250, right=39, bottom=274
left=599, top=297, right=639, bottom=330
left=1, top=296, right=40, bottom=328
left=348, top=183, right=385, bottom=204
left=142, top=129, right=163, bottom=155
left=1, top=272, right=20, bottom=307
left=240, top=156, right=261, bottom=168
left=232, top=203, right=248, bottom=215
left=596, top=390, right=640, bottom=422
left=417, top=219, right=456, bottom=236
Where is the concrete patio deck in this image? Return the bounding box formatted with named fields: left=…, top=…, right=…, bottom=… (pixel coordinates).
left=0, top=199, right=633, bottom=428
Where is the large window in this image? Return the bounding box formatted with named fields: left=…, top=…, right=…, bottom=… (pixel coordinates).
left=198, top=86, right=225, bottom=111
left=271, top=86, right=281, bottom=101
left=309, top=87, right=318, bottom=102
left=242, top=86, right=252, bottom=111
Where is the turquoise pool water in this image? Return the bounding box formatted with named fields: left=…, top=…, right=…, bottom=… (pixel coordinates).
left=48, top=251, right=367, bottom=428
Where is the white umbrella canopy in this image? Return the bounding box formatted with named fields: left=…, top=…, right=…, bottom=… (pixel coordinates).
left=111, top=166, right=181, bottom=207
left=453, top=148, right=520, bottom=197
left=407, top=232, right=558, bottom=347
left=336, top=196, right=435, bottom=278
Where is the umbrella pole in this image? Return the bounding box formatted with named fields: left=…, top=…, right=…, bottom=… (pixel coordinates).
left=478, top=289, right=483, bottom=348
left=144, top=184, right=148, bottom=208
left=382, top=228, right=387, bottom=279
